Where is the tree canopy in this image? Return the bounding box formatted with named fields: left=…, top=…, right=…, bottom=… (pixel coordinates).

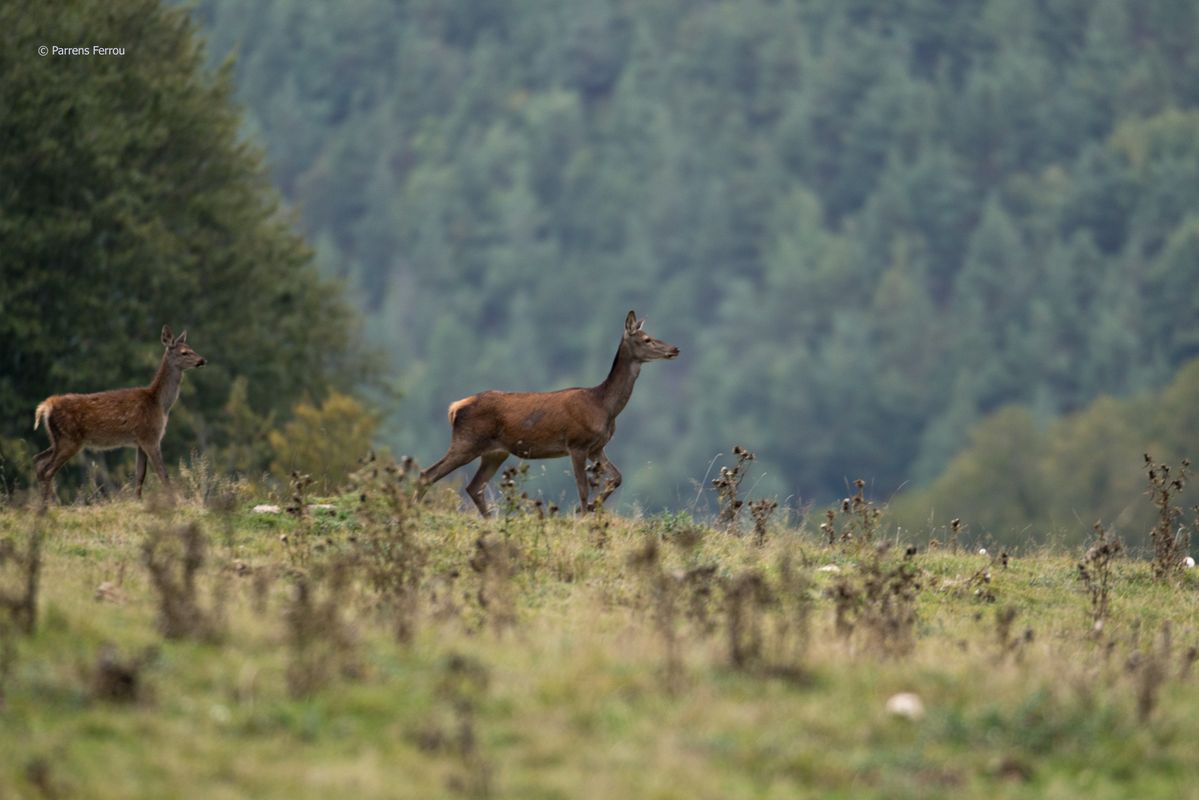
left=893, top=358, right=1199, bottom=549
left=7, top=0, right=1197, bottom=528
left=188, top=0, right=1199, bottom=519
left=0, top=0, right=372, bottom=486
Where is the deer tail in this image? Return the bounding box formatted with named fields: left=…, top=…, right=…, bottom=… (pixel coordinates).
left=447, top=396, right=475, bottom=426
left=34, top=399, right=55, bottom=431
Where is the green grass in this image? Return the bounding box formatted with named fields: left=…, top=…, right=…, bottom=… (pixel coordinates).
left=1, top=492, right=1198, bottom=799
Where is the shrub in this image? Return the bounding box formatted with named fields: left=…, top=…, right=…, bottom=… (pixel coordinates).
left=269, top=392, right=378, bottom=493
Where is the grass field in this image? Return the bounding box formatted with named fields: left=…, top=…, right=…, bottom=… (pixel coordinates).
left=1, top=471, right=1198, bottom=799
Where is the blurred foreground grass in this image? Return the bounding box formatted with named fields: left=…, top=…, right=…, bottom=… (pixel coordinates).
left=1, top=488, right=1197, bottom=799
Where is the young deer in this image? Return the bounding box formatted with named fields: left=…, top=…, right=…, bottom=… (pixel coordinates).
left=420, top=310, right=679, bottom=516
left=33, top=325, right=207, bottom=509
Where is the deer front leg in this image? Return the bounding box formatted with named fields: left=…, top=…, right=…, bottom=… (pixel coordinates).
left=135, top=447, right=148, bottom=499
left=594, top=449, right=623, bottom=505
left=569, top=450, right=591, bottom=513
left=418, top=444, right=481, bottom=498
left=145, top=445, right=174, bottom=502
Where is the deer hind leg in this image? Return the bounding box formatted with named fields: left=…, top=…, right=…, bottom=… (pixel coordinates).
left=33, top=447, right=53, bottom=478
left=37, top=440, right=81, bottom=511
left=418, top=442, right=484, bottom=495
left=593, top=449, right=623, bottom=506
left=135, top=448, right=148, bottom=498
left=33, top=420, right=57, bottom=478
left=465, top=451, right=508, bottom=517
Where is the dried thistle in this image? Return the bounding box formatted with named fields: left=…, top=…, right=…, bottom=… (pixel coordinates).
left=89, top=644, right=158, bottom=704
left=286, top=471, right=314, bottom=518
left=726, top=571, right=771, bottom=668
left=1078, top=521, right=1123, bottom=633
left=349, top=454, right=426, bottom=643
left=498, top=463, right=530, bottom=518
left=469, top=534, right=518, bottom=634
left=949, top=518, right=964, bottom=553
left=0, top=529, right=42, bottom=635
left=749, top=498, right=778, bottom=546
left=141, top=523, right=223, bottom=641
left=824, top=479, right=884, bottom=547
left=1145, top=454, right=1192, bottom=581
left=284, top=558, right=360, bottom=698
left=712, top=446, right=755, bottom=529
left=437, top=653, right=494, bottom=798
left=826, top=545, right=920, bottom=657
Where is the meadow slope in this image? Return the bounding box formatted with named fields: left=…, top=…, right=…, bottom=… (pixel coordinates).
left=1, top=478, right=1197, bottom=799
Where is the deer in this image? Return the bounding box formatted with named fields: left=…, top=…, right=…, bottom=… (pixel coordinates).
left=419, top=310, right=679, bottom=516
left=33, top=325, right=207, bottom=510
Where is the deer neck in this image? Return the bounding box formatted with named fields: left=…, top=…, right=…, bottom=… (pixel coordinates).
left=596, top=339, right=641, bottom=419
left=149, top=353, right=184, bottom=414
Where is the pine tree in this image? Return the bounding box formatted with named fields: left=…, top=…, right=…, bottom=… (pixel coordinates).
left=0, top=0, right=372, bottom=482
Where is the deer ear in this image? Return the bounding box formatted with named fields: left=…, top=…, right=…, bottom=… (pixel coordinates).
left=636, top=318, right=646, bottom=332
left=161, top=325, right=174, bottom=347
left=173, top=330, right=188, bottom=345
left=625, top=310, right=638, bottom=334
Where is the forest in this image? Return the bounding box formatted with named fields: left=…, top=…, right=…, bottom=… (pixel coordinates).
left=6, top=3, right=1199, bottom=797
left=4, top=0, right=1199, bottom=547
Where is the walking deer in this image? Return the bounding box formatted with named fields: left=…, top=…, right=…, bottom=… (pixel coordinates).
left=33, top=325, right=206, bottom=509
left=419, top=310, right=679, bottom=516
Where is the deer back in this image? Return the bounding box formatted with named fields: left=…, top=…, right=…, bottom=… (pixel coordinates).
left=453, top=389, right=612, bottom=458
left=39, top=388, right=166, bottom=450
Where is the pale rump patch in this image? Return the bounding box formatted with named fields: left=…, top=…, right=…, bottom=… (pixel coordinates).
left=33, top=398, right=56, bottom=431
left=447, top=396, right=475, bottom=425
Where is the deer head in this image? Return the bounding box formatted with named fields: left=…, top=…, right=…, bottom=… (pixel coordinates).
left=623, top=310, right=679, bottom=362
left=161, top=325, right=207, bottom=369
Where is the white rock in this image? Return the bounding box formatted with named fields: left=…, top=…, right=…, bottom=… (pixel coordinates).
left=309, top=503, right=336, bottom=511
left=817, top=565, right=841, bottom=573
left=252, top=504, right=281, bottom=514
left=885, top=692, right=925, bottom=721
left=209, top=704, right=232, bottom=725
left=1184, top=556, right=1195, bottom=569
left=978, top=548, right=988, bottom=556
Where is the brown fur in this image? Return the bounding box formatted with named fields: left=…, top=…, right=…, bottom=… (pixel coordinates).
left=33, top=325, right=206, bottom=510
left=419, top=311, right=679, bottom=516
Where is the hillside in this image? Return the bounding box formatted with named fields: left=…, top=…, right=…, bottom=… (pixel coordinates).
left=188, top=0, right=1199, bottom=511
